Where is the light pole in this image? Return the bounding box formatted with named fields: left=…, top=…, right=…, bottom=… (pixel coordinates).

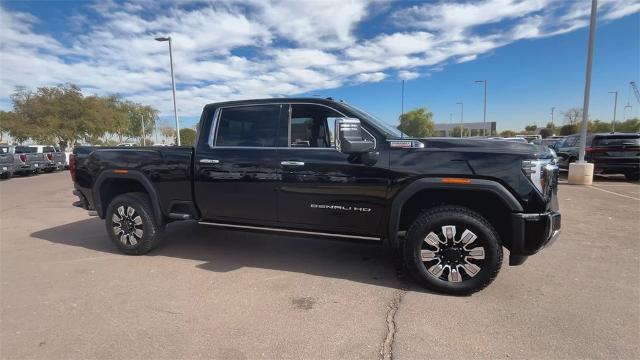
left=141, top=114, right=145, bottom=146
left=400, top=80, right=405, bottom=139
left=551, top=107, right=555, bottom=129
left=456, top=102, right=464, bottom=138
left=624, top=104, right=632, bottom=120
left=569, top=0, right=597, bottom=185
left=155, top=36, right=181, bottom=146
left=608, top=91, right=618, bottom=132
left=475, top=80, right=487, bottom=136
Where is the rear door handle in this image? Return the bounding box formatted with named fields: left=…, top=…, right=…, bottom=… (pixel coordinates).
left=200, top=159, right=220, bottom=164
left=281, top=161, right=305, bottom=166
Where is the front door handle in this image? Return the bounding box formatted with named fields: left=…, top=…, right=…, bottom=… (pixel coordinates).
left=281, top=161, right=305, bottom=166
left=200, top=159, right=220, bottom=164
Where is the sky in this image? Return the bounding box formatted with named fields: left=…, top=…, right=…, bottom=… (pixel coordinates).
left=0, top=0, right=638, bottom=132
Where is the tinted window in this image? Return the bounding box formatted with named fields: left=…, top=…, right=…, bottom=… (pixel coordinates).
left=216, top=105, right=286, bottom=147
left=593, top=135, right=640, bottom=147
left=563, top=136, right=578, bottom=147
left=290, top=104, right=342, bottom=148
left=0, top=147, right=7, bottom=154
left=15, top=146, right=37, bottom=154
left=44, top=146, right=55, bottom=153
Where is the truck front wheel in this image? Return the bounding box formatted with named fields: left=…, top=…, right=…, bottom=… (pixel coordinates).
left=403, top=205, right=502, bottom=295
left=105, top=192, right=163, bottom=255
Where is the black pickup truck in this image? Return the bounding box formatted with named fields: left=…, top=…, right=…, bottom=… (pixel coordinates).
left=72, top=98, right=561, bottom=294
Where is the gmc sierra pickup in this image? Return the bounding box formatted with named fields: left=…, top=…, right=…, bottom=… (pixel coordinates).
left=71, top=98, right=561, bottom=294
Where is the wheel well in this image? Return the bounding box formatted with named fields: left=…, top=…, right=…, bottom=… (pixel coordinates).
left=398, top=189, right=514, bottom=250
left=99, top=178, right=148, bottom=216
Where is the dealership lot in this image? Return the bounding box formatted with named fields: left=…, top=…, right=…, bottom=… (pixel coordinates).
left=1, top=172, right=638, bottom=359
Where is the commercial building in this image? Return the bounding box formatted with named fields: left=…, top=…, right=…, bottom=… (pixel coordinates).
left=435, top=121, right=497, bottom=137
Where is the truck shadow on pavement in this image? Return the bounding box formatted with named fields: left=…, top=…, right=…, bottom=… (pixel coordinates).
left=31, top=218, right=421, bottom=291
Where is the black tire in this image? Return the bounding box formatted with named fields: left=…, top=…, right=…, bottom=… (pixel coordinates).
left=403, top=205, right=502, bottom=295
left=105, top=192, right=164, bottom=255
left=624, top=172, right=639, bottom=181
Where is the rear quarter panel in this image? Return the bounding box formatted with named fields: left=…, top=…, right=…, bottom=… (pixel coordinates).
left=74, top=147, right=193, bottom=216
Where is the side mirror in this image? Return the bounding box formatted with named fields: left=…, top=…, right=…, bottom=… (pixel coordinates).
left=335, top=118, right=374, bottom=154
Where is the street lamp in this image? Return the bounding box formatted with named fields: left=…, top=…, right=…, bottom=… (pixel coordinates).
left=551, top=107, right=555, bottom=129
left=475, top=80, right=487, bottom=136
left=155, top=36, right=181, bottom=146
left=456, top=102, right=464, bottom=138
left=608, top=91, right=618, bottom=132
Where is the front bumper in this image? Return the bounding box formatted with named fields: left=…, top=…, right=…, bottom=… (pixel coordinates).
left=509, top=211, right=561, bottom=265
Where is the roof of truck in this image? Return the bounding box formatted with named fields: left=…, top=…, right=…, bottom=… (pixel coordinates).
left=204, top=97, right=344, bottom=109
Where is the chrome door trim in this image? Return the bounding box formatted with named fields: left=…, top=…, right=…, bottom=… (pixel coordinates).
left=198, top=221, right=381, bottom=241
left=280, top=161, right=305, bottom=166
left=199, top=159, right=219, bottom=164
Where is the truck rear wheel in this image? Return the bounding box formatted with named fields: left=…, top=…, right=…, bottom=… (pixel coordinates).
left=403, top=205, right=502, bottom=295
left=105, top=192, right=163, bottom=255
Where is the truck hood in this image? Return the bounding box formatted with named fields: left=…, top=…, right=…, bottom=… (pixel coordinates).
left=412, top=137, right=551, bottom=157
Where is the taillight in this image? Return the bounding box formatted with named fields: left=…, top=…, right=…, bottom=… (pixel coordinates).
left=47, top=153, right=53, bottom=161
left=69, top=154, right=76, bottom=181
left=585, top=147, right=593, bottom=153
left=19, top=154, right=27, bottom=163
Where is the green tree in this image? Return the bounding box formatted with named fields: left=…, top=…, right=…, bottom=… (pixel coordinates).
left=560, top=124, right=579, bottom=136
left=539, top=128, right=553, bottom=138
left=397, top=107, right=435, bottom=137
left=499, top=130, right=516, bottom=137
left=589, top=120, right=612, bottom=133
left=179, top=128, right=197, bottom=146
left=451, top=126, right=470, bottom=137
left=524, top=125, right=537, bottom=133
left=0, top=111, right=16, bottom=143
left=160, top=126, right=176, bottom=144
left=563, top=107, right=582, bottom=126
left=616, top=118, right=640, bottom=132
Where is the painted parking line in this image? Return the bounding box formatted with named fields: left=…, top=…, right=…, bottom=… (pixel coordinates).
left=588, top=185, right=640, bottom=201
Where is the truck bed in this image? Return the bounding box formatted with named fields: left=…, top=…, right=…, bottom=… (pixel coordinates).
left=74, top=146, right=194, bottom=218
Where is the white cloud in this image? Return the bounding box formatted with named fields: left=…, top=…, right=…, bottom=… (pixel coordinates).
left=0, top=0, right=638, bottom=119
left=355, top=72, right=387, bottom=83
left=398, top=70, right=420, bottom=80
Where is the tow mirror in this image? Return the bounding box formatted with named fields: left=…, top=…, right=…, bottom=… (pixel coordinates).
left=335, top=118, right=375, bottom=154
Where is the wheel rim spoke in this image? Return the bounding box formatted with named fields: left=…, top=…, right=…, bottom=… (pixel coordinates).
left=126, top=206, right=135, bottom=218
left=448, top=266, right=462, bottom=282
left=128, top=234, right=137, bottom=246
left=119, top=233, right=128, bottom=245
left=423, top=232, right=441, bottom=247
left=117, top=206, right=125, bottom=217
left=462, top=261, right=481, bottom=277
left=460, top=229, right=477, bottom=247
left=133, top=228, right=143, bottom=238
left=113, top=226, right=122, bottom=235
left=442, top=225, right=456, bottom=242
left=133, top=216, right=142, bottom=225
left=428, top=263, right=444, bottom=277
left=420, top=249, right=438, bottom=261
left=466, top=247, right=485, bottom=260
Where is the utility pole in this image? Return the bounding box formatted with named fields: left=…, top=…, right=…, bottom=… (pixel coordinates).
left=141, top=114, right=145, bottom=146
left=551, top=107, right=555, bottom=129
left=400, top=80, right=405, bottom=139
left=475, top=80, right=487, bottom=136
left=456, top=102, right=464, bottom=138
left=608, top=91, right=618, bottom=132
left=569, top=0, right=597, bottom=185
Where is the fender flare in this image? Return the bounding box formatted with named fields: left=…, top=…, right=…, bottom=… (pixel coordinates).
left=93, top=170, right=164, bottom=223
left=386, top=178, right=523, bottom=249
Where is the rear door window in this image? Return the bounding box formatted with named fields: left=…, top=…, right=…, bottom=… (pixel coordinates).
left=593, top=136, right=640, bottom=147
left=43, top=146, right=55, bottom=153
left=215, top=105, right=286, bottom=147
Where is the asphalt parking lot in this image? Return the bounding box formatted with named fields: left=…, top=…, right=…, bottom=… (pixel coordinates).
left=1, top=172, right=638, bottom=359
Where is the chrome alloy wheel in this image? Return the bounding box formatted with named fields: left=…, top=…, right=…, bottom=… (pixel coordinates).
left=420, top=225, right=486, bottom=283
left=112, top=205, right=143, bottom=246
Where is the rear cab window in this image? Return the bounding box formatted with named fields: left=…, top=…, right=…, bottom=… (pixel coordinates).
left=215, top=105, right=287, bottom=147
left=15, top=146, right=37, bottom=154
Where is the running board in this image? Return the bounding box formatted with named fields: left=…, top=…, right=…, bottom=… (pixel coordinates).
left=198, top=221, right=380, bottom=241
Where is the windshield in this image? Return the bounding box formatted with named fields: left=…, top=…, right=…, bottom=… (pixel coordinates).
left=341, top=103, right=408, bottom=138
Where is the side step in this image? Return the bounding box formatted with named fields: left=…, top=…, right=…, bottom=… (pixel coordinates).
left=168, top=213, right=192, bottom=220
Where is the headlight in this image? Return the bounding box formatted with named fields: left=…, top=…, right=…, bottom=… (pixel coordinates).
left=522, top=159, right=558, bottom=196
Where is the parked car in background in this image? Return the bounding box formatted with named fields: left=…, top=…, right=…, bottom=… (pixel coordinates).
left=29, top=145, right=66, bottom=172
left=515, top=134, right=542, bottom=143
left=0, top=145, right=15, bottom=179
left=117, top=143, right=137, bottom=147
left=7, top=146, right=45, bottom=176
left=555, top=133, right=640, bottom=180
